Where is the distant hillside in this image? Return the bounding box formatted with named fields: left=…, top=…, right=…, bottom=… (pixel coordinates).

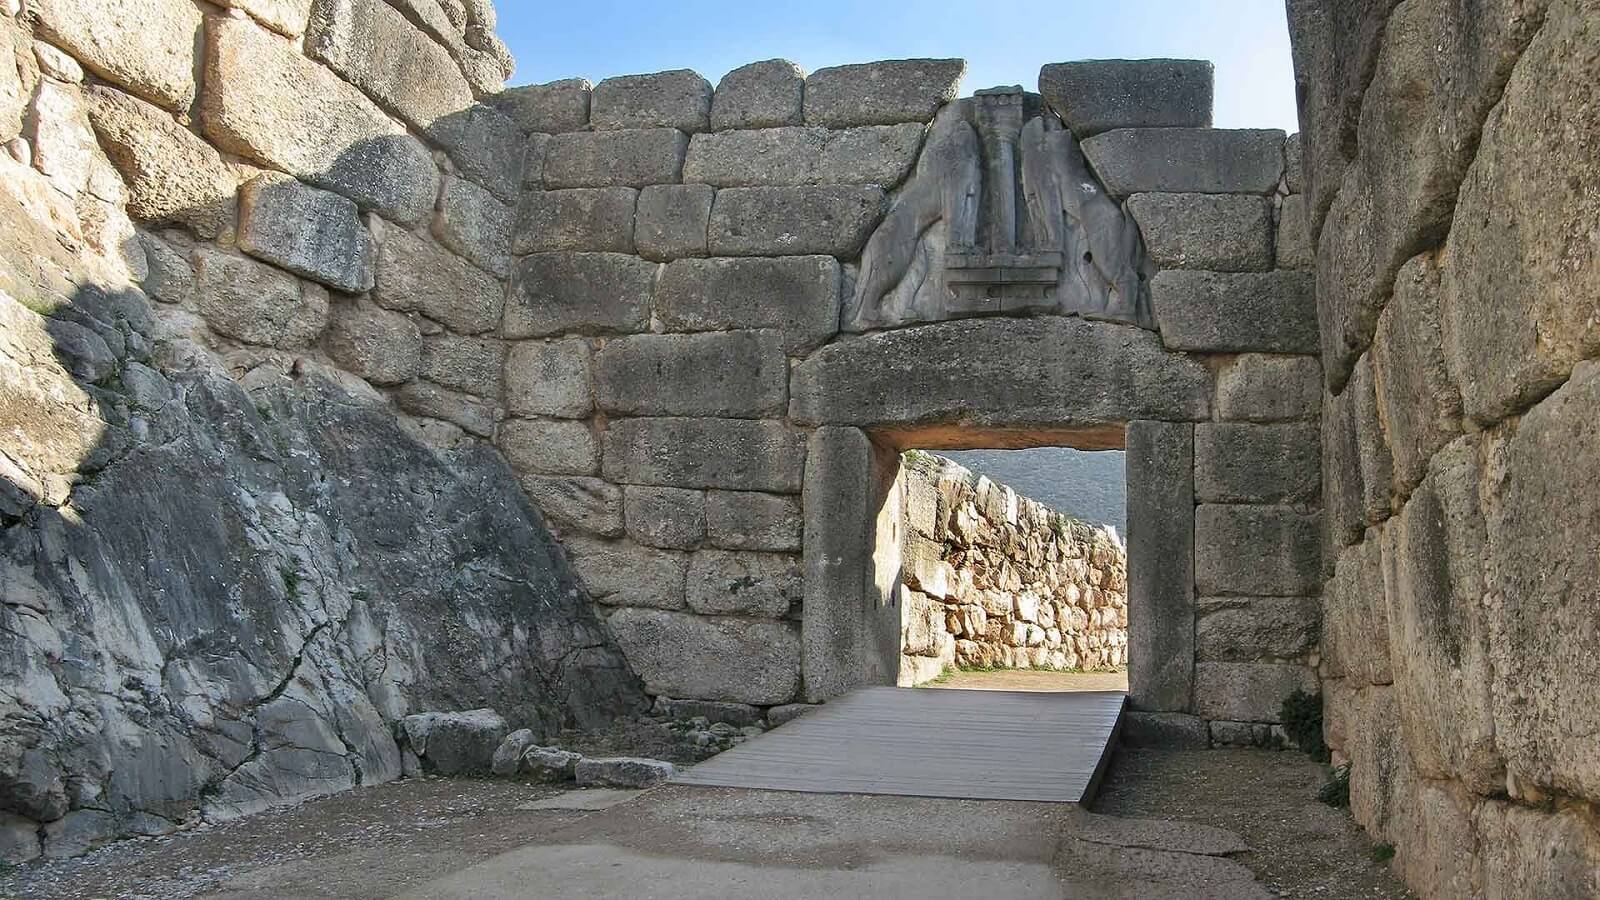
left=935, top=448, right=1126, bottom=533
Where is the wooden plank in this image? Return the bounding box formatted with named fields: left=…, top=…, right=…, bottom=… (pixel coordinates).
left=673, top=687, right=1126, bottom=803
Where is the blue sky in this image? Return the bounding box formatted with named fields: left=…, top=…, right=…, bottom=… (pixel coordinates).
left=499, top=0, right=1299, bottom=132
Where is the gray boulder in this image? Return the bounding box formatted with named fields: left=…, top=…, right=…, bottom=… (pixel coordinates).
left=401, top=710, right=509, bottom=776
left=490, top=728, right=541, bottom=777
left=574, top=757, right=676, bottom=788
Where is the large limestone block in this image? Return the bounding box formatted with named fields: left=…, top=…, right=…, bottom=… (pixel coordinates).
left=1472, top=801, right=1600, bottom=899
left=802, top=59, right=965, bottom=128
left=706, top=491, right=801, bottom=552
left=635, top=184, right=713, bottom=261
left=1372, top=253, right=1460, bottom=497
left=372, top=222, right=502, bottom=333
left=606, top=608, right=800, bottom=705
left=193, top=247, right=328, bottom=349
left=201, top=17, right=438, bottom=224
left=602, top=418, right=806, bottom=493
left=563, top=537, right=687, bottom=610
left=1126, top=421, right=1195, bottom=713
left=323, top=297, right=421, bottom=385
left=1152, top=270, right=1317, bottom=354
left=1275, top=194, right=1313, bottom=270
left=686, top=550, right=801, bottom=617
left=1194, top=504, right=1320, bottom=597
left=419, top=334, right=503, bottom=397
left=684, top=124, right=924, bottom=188
left=1081, top=128, right=1285, bottom=198
left=31, top=0, right=200, bottom=111
left=28, top=80, right=98, bottom=197
left=711, top=59, right=804, bottom=130
left=1382, top=436, right=1501, bottom=793
left=590, top=70, right=713, bottom=133
left=1193, top=423, right=1320, bottom=504
left=305, top=0, right=473, bottom=132
left=1342, top=686, right=1409, bottom=842
left=83, top=86, right=238, bottom=239
left=433, top=176, right=512, bottom=277
left=789, top=317, right=1212, bottom=429
left=1320, top=354, right=1391, bottom=551
left=396, top=381, right=496, bottom=437
left=1192, top=662, right=1317, bottom=723
left=238, top=176, right=374, bottom=294
left=505, top=339, right=592, bottom=418
left=1121, top=711, right=1210, bottom=749
left=0, top=23, right=24, bottom=144
left=219, top=0, right=312, bottom=37
left=512, top=188, right=638, bottom=255
left=1196, top=597, right=1320, bottom=662
left=623, top=485, right=705, bottom=550
left=593, top=331, right=788, bottom=419
left=492, top=78, right=591, bottom=134
left=655, top=256, right=840, bottom=353
left=500, top=419, right=599, bottom=476
left=1320, top=531, right=1392, bottom=686
left=542, top=129, right=688, bottom=189
left=518, top=474, right=622, bottom=537
left=707, top=185, right=885, bottom=256
left=1481, top=361, right=1600, bottom=804
left=504, top=252, right=654, bottom=337
left=425, top=102, right=525, bottom=202
left=1127, top=193, right=1273, bottom=272
left=1440, top=2, right=1600, bottom=425
left=1038, top=59, right=1213, bottom=139
left=1214, top=354, right=1321, bottom=423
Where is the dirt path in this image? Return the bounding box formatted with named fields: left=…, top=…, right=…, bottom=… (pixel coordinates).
left=924, top=668, right=1129, bottom=692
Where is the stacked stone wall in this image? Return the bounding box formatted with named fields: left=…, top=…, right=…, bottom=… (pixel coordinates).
left=894, top=453, right=1127, bottom=686
left=1290, top=0, right=1600, bottom=895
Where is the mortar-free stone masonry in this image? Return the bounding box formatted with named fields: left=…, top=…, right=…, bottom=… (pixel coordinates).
left=2, top=0, right=1596, bottom=895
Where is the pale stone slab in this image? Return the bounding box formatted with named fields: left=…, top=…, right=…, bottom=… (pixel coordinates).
left=1082, top=128, right=1285, bottom=198
left=500, top=419, right=599, bottom=477
left=1194, top=504, right=1320, bottom=597
left=1039, top=59, right=1213, bottom=139
left=238, top=176, right=374, bottom=294
left=32, top=0, right=200, bottom=111
left=606, top=608, right=801, bottom=705
left=324, top=297, right=421, bottom=385
left=564, top=537, right=687, bottom=610
left=591, top=70, right=712, bottom=132
left=1152, top=270, right=1317, bottom=354
left=708, top=185, right=884, bottom=256
left=635, top=184, right=712, bottom=261
left=505, top=252, right=654, bottom=337
left=1126, top=421, right=1194, bottom=713
left=518, top=474, right=622, bottom=537
left=513, top=188, right=637, bottom=254
left=655, top=256, right=840, bottom=353
left=434, top=175, right=512, bottom=277
left=624, top=486, right=705, bottom=551
left=420, top=334, right=503, bottom=398
left=372, top=222, right=502, bottom=333
left=602, top=418, right=806, bottom=493
left=803, top=59, right=965, bottom=127
left=712, top=59, right=804, bottom=130
left=1192, top=662, right=1318, bottom=723
left=705, top=491, right=801, bottom=552
left=593, top=331, right=788, bottom=419
left=193, top=246, right=328, bottom=349
left=1127, top=192, right=1273, bottom=272
left=1193, top=423, right=1320, bottom=504
left=687, top=549, right=800, bottom=617
left=493, top=78, right=591, bottom=133
left=305, top=0, right=473, bottom=133
left=505, top=339, right=593, bottom=419
left=543, top=129, right=688, bottom=189
left=1214, top=354, right=1321, bottom=423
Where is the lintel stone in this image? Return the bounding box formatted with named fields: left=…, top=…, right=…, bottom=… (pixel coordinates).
left=1039, top=59, right=1214, bottom=139
left=1082, top=127, right=1285, bottom=198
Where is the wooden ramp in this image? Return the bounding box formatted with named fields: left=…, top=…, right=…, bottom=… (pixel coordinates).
left=672, top=686, right=1126, bottom=804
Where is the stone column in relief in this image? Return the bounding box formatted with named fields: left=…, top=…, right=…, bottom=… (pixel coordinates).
left=1126, top=420, right=1197, bottom=712
left=801, top=426, right=901, bottom=701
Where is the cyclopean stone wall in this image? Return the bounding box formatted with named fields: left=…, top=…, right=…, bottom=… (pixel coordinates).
left=894, top=452, right=1128, bottom=686
left=0, top=0, right=651, bottom=863
left=1290, top=0, right=1600, bottom=896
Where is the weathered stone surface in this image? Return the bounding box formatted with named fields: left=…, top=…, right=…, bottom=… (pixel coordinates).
left=1195, top=505, right=1320, bottom=597
left=219, top=0, right=312, bottom=37
left=372, top=221, right=502, bottom=333
left=0, top=25, right=24, bottom=145
left=324, top=297, right=422, bottom=385
left=427, top=102, right=525, bottom=202
left=28, top=80, right=95, bottom=196
left=1473, top=800, right=1600, bottom=899
left=1039, top=59, right=1214, bottom=139
left=1275, top=194, right=1313, bottom=270
left=623, top=486, right=705, bottom=550
left=542, top=129, right=688, bottom=189
left=594, top=331, right=788, bottom=419
left=591, top=70, right=712, bottom=133
left=1196, top=597, right=1320, bottom=662
left=684, top=124, right=923, bottom=188
left=520, top=746, right=582, bottom=782
left=419, top=333, right=499, bottom=395
left=193, top=246, right=328, bottom=349
left=564, top=537, right=687, bottom=609
left=490, top=728, right=540, bottom=777
left=434, top=176, right=513, bottom=277
left=1481, top=361, right=1600, bottom=804
left=635, top=184, right=712, bottom=261
left=655, top=256, right=840, bottom=353
left=1081, top=128, right=1285, bottom=198
left=1383, top=437, right=1501, bottom=792
left=654, top=697, right=763, bottom=727
left=201, top=17, right=438, bottom=224
left=396, top=381, right=496, bottom=438
left=513, top=188, right=638, bottom=254
left=803, top=59, right=965, bottom=128
left=1128, top=192, right=1273, bottom=272
left=1126, top=421, right=1194, bottom=713
left=0, top=812, right=40, bottom=863
left=1284, top=133, right=1303, bottom=194
left=1121, top=712, right=1209, bottom=749
left=500, top=419, right=599, bottom=476
left=1321, top=530, right=1391, bottom=685
left=1439, top=4, right=1599, bottom=425
left=712, top=59, right=804, bottom=130
left=706, top=491, right=801, bottom=552
left=791, top=317, right=1212, bottom=429
left=238, top=176, right=375, bottom=294
left=1192, top=662, right=1317, bottom=723
left=32, top=0, right=200, bottom=111
left=305, top=0, right=473, bottom=132
left=603, top=418, right=805, bottom=493
left=708, top=185, right=884, bottom=256
left=505, top=339, right=592, bottom=419
left=83, top=86, right=237, bottom=239
left=687, top=550, right=800, bottom=618
left=504, top=252, right=654, bottom=338
left=1215, top=354, right=1321, bottom=423
left=402, top=709, right=507, bottom=776
left=574, top=756, right=675, bottom=788
left=1373, top=253, right=1460, bottom=497
left=1322, top=354, right=1391, bottom=549
left=1152, top=270, right=1318, bottom=354
left=492, top=77, right=591, bottom=134
left=1194, top=423, right=1320, bottom=505
left=766, top=703, right=814, bottom=727
left=815, top=124, right=925, bottom=187
left=518, top=475, right=622, bottom=537
left=606, top=608, right=800, bottom=705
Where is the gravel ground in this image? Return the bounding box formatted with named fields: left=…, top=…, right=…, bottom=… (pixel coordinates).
left=1094, top=748, right=1415, bottom=900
